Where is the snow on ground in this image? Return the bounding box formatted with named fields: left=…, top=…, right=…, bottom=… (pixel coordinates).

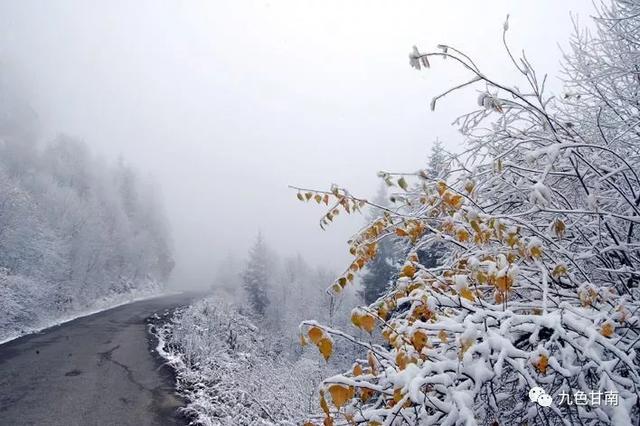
left=151, top=296, right=337, bottom=426
left=0, top=280, right=166, bottom=344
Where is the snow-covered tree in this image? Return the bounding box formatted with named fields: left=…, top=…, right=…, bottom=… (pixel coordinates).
left=426, top=140, right=447, bottom=180
left=360, top=184, right=398, bottom=305
left=416, top=141, right=450, bottom=271
left=295, top=3, right=640, bottom=425
left=242, top=233, right=271, bottom=317
left=0, top=84, right=173, bottom=339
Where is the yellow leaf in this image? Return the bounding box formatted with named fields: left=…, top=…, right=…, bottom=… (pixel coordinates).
left=495, top=275, right=513, bottom=292
left=411, top=304, right=432, bottom=322
left=448, top=194, right=464, bottom=209
left=305, top=192, right=313, bottom=200
left=506, top=233, right=519, bottom=247
left=338, top=277, right=347, bottom=288
left=411, top=329, right=429, bottom=351
left=308, top=326, right=324, bottom=344
left=377, top=304, right=389, bottom=320
left=382, top=328, right=393, bottom=343
left=328, top=384, right=354, bottom=408
left=318, top=337, right=333, bottom=361
left=396, top=351, right=408, bottom=370
left=456, top=229, right=470, bottom=242
left=552, top=263, right=567, bottom=278
left=297, top=192, right=304, bottom=201
left=530, top=245, right=543, bottom=259
left=535, top=354, right=549, bottom=374
left=553, top=218, right=566, bottom=238
left=401, top=264, right=416, bottom=278
left=459, top=338, right=474, bottom=359
left=360, top=314, right=376, bottom=334
left=353, top=363, right=363, bottom=377
left=601, top=321, right=615, bottom=338
left=351, top=310, right=362, bottom=328
left=395, top=228, right=408, bottom=237
left=367, top=351, right=378, bottom=375
left=314, top=194, right=322, bottom=203
left=299, top=334, right=308, bottom=347
left=361, top=388, right=374, bottom=402
left=459, top=287, right=475, bottom=302
left=393, top=388, right=403, bottom=405
left=395, top=351, right=416, bottom=370
left=438, top=329, right=448, bottom=343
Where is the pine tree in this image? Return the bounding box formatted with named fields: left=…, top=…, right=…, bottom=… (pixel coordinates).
left=425, top=139, right=447, bottom=179
left=359, top=184, right=397, bottom=304
left=361, top=144, right=449, bottom=304
left=416, top=141, right=449, bottom=269
left=242, top=233, right=270, bottom=316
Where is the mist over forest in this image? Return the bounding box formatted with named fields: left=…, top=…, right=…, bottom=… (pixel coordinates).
left=0, top=0, right=587, bottom=289
left=1, top=1, right=640, bottom=425
left=0, top=78, right=173, bottom=338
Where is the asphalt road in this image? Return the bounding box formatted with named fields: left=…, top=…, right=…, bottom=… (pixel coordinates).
left=0, top=293, right=199, bottom=426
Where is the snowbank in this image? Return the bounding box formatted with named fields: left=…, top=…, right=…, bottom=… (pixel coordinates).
left=0, top=278, right=164, bottom=344
left=151, top=297, right=330, bottom=425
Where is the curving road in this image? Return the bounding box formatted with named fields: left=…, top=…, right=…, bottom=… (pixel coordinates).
left=0, top=293, right=199, bottom=426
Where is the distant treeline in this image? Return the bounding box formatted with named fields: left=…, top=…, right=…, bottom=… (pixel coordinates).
left=0, top=82, right=173, bottom=339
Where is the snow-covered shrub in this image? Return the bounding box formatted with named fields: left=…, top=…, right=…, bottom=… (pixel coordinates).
left=156, top=297, right=334, bottom=425
left=295, top=2, right=640, bottom=425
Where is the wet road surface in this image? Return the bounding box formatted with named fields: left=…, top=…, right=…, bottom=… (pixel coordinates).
left=0, top=293, right=199, bottom=426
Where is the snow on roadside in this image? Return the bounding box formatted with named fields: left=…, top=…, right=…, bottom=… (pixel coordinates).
left=0, top=281, right=170, bottom=345
left=151, top=296, right=328, bottom=426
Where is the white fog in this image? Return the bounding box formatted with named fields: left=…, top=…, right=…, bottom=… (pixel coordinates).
left=2, top=2, right=639, bottom=426
left=1, top=0, right=587, bottom=288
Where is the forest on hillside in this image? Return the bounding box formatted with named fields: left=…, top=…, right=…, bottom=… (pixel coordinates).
left=0, top=82, right=173, bottom=341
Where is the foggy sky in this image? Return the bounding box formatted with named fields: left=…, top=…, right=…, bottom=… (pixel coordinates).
left=0, top=0, right=590, bottom=289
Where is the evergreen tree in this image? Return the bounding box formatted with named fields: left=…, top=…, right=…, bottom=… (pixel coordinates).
left=359, top=184, right=397, bottom=304
left=425, top=139, right=446, bottom=179
left=360, top=144, right=449, bottom=304
left=416, top=141, right=449, bottom=269
left=242, top=233, right=270, bottom=316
